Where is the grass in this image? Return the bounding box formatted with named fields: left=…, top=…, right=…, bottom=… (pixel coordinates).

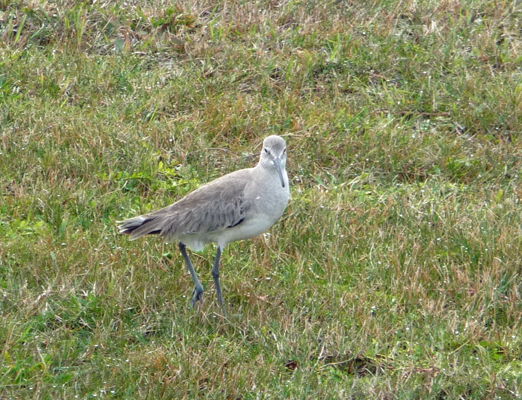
left=1, top=0, right=522, bottom=398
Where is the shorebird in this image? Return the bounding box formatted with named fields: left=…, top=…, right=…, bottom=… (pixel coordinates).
left=118, top=135, right=290, bottom=315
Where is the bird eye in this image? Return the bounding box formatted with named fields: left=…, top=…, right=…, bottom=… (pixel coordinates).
left=264, top=148, right=269, bottom=154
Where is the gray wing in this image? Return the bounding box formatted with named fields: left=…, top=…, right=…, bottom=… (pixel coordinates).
left=161, top=175, right=253, bottom=236
left=119, top=172, right=253, bottom=240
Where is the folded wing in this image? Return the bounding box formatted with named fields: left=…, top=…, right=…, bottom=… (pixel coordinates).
left=118, top=173, right=253, bottom=241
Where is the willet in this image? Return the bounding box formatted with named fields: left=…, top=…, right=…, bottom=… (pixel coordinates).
left=118, top=135, right=290, bottom=315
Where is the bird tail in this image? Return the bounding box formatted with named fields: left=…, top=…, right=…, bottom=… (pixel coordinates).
left=117, top=216, right=162, bottom=240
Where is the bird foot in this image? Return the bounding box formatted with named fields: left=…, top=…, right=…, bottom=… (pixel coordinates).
left=191, top=288, right=204, bottom=309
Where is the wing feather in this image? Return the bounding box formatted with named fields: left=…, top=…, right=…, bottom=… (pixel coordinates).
left=137, top=172, right=253, bottom=240
left=118, top=170, right=254, bottom=241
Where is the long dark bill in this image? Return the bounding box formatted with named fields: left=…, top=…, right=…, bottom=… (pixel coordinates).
left=273, top=157, right=285, bottom=188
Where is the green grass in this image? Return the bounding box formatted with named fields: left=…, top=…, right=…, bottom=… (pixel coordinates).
left=2, top=0, right=522, bottom=398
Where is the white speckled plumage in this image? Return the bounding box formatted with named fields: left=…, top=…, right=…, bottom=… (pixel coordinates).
left=118, top=135, right=289, bottom=315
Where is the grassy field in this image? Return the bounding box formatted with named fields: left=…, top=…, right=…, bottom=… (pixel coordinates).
left=2, top=0, right=522, bottom=398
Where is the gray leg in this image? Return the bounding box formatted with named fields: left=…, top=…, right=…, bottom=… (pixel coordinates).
left=179, top=242, right=204, bottom=308
left=211, top=246, right=227, bottom=315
